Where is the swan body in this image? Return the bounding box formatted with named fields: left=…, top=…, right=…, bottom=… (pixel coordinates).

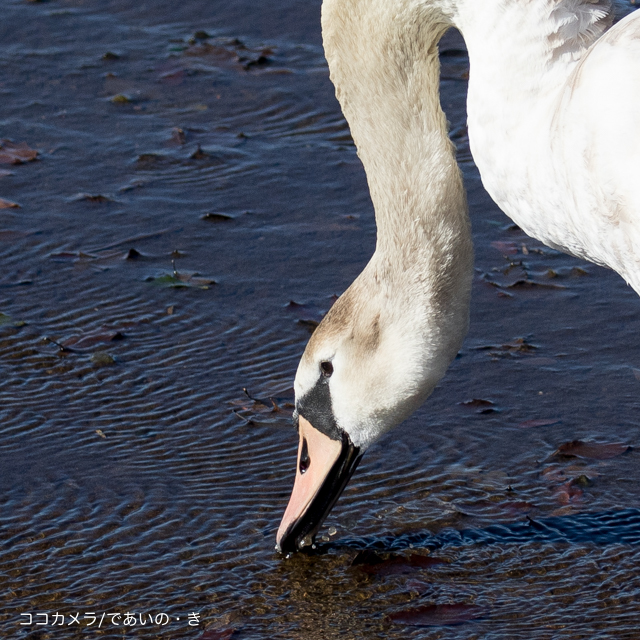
left=276, top=0, right=640, bottom=552
left=462, top=2, right=640, bottom=287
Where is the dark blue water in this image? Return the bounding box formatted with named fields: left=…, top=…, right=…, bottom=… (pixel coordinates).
left=1, top=1, right=640, bottom=638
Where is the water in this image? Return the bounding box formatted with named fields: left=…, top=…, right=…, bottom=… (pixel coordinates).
left=1, top=1, right=640, bottom=638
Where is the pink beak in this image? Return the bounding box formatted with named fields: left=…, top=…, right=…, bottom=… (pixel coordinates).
left=276, top=416, right=362, bottom=553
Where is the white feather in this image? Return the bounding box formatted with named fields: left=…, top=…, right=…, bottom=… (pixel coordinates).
left=294, top=0, right=640, bottom=448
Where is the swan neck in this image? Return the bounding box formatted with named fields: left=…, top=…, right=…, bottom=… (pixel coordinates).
left=322, top=0, right=466, bottom=257
left=321, top=0, right=473, bottom=390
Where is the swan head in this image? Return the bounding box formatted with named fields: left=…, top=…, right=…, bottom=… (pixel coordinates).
left=276, top=253, right=471, bottom=552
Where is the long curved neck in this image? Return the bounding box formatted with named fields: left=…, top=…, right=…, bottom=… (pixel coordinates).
left=320, top=0, right=473, bottom=438
left=322, top=0, right=470, bottom=283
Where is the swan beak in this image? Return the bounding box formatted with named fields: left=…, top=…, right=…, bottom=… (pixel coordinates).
left=276, top=415, right=362, bottom=553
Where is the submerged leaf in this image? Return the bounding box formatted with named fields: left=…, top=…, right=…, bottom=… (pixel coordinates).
left=202, top=212, right=234, bottom=222
left=134, top=152, right=180, bottom=170
left=455, top=500, right=534, bottom=518
left=554, top=480, right=584, bottom=505
left=231, top=387, right=294, bottom=425
left=0, top=140, right=38, bottom=164
left=388, top=603, right=486, bottom=626
left=554, top=440, right=630, bottom=460
left=111, top=93, right=131, bottom=104
left=198, top=628, right=234, bottom=640
left=459, top=398, right=497, bottom=414
left=286, top=298, right=336, bottom=330
left=62, top=328, right=125, bottom=352
left=476, top=337, right=539, bottom=358
left=518, top=418, right=560, bottom=429
left=126, top=248, right=142, bottom=260
left=146, top=269, right=216, bottom=289
left=91, top=351, right=116, bottom=366
left=460, top=398, right=494, bottom=408
left=182, top=37, right=272, bottom=72
left=506, top=278, right=565, bottom=290
left=354, top=551, right=446, bottom=576
left=491, top=240, right=518, bottom=255
left=190, top=145, right=208, bottom=160
left=0, top=312, right=26, bottom=328
left=0, top=198, right=20, bottom=209
left=71, top=193, right=114, bottom=203
left=170, top=127, right=187, bottom=145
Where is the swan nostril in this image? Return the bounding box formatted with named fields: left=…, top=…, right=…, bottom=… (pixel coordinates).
left=320, top=361, right=333, bottom=377
left=299, top=437, right=310, bottom=474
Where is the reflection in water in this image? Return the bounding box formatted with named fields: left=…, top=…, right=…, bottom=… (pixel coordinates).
left=1, top=0, right=640, bottom=638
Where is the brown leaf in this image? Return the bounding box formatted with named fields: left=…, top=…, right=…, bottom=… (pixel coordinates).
left=190, top=145, right=208, bottom=160
left=353, top=551, right=446, bottom=576
left=61, top=328, right=125, bottom=352
left=0, top=198, right=20, bottom=209
left=202, top=212, right=234, bottom=222
left=460, top=398, right=494, bottom=408
left=170, top=127, right=187, bottom=144
left=477, top=337, right=538, bottom=358
left=0, top=230, right=28, bottom=241
left=126, top=248, right=142, bottom=260
left=405, top=578, right=431, bottom=593
left=490, top=240, right=518, bottom=255
left=230, top=388, right=294, bottom=425
left=177, top=272, right=215, bottom=287
left=240, top=50, right=271, bottom=70
left=388, top=603, right=486, bottom=626
left=181, top=38, right=273, bottom=73
left=501, top=501, right=535, bottom=516
left=459, top=398, right=497, bottom=413
left=554, top=480, right=584, bottom=506
left=506, top=278, right=566, bottom=290
left=286, top=300, right=328, bottom=329
left=455, top=500, right=534, bottom=518
left=540, top=464, right=598, bottom=484
left=199, top=628, right=234, bottom=640
left=160, top=68, right=185, bottom=85
left=502, top=337, right=537, bottom=353
left=554, top=440, right=630, bottom=460
left=518, top=418, right=560, bottom=429
left=71, top=193, right=114, bottom=203
left=184, top=41, right=238, bottom=63
left=0, top=140, right=38, bottom=164
left=135, top=152, right=178, bottom=169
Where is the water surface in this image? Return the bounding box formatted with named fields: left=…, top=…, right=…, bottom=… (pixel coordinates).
left=2, top=1, right=640, bottom=638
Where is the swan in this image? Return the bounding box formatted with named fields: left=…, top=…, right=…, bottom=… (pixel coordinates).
left=276, top=0, right=640, bottom=553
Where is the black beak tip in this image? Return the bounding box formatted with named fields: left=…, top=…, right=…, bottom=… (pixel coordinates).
left=275, top=531, right=298, bottom=555
left=276, top=518, right=319, bottom=554
left=275, top=433, right=363, bottom=555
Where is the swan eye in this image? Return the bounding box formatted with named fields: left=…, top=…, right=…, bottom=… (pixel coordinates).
left=299, top=438, right=310, bottom=474
left=320, top=361, right=333, bottom=377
